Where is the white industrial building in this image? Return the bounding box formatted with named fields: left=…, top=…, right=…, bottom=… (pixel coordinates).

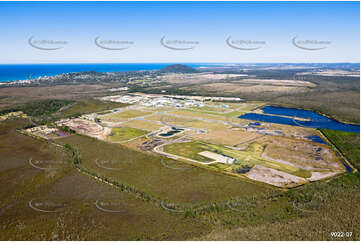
left=198, top=151, right=235, bottom=165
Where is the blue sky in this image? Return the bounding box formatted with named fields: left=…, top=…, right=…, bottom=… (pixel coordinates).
left=0, top=1, right=359, bottom=63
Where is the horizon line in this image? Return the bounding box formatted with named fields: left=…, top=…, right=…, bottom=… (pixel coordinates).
left=0, top=62, right=359, bottom=65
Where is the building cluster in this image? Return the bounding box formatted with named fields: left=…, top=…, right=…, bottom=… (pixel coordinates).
left=108, top=87, right=129, bottom=92
left=0, top=79, right=32, bottom=86
left=141, top=96, right=204, bottom=108
left=167, top=95, right=244, bottom=102
left=101, top=95, right=143, bottom=104
left=198, top=151, right=236, bottom=165
left=100, top=94, right=205, bottom=108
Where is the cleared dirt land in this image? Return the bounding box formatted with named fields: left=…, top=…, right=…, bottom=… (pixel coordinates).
left=159, top=73, right=249, bottom=85
left=245, top=165, right=307, bottom=188
left=120, top=119, right=164, bottom=131
left=262, top=136, right=344, bottom=172
left=200, top=83, right=310, bottom=94
left=233, top=79, right=316, bottom=87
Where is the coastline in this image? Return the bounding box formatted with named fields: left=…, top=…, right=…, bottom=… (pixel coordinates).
left=0, top=63, right=220, bottom=83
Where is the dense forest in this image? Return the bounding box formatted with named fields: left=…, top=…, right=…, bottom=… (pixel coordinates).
left=0, top=99, right=73, bottom=117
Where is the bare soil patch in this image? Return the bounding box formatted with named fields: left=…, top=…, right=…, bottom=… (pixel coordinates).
left=246, top=164, right=307, bottom=188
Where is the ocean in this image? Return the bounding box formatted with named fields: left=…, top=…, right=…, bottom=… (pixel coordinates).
left=0, top=63, right=221, bottom=83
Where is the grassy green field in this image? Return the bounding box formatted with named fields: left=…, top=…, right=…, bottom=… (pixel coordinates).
left=108, top=127, right=149, bottom=142
left=55, top=135, right=271, bottom=204
left=57, top=99, right=127, bottom=118
left=164, top=141, right=215, bottom=163
left=190, top=105, right=229, bottom=113
left=164, top=141, right=311, bottom=178
left=321, top=129, right=360, bottom=170
left=100, top=109, right=152, bottom=121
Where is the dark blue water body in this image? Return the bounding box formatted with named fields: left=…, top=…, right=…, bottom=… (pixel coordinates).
left=262, top=106, right=327, bottom=121
left=159, top=127, right=184, bottom=137
left=0, top=63, right=221, bottom=82
left=306, top=135, right=327, bottom=145
left=239, top=106, right=360, bottom=133
left=342, top=161, right=353, bottom=173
